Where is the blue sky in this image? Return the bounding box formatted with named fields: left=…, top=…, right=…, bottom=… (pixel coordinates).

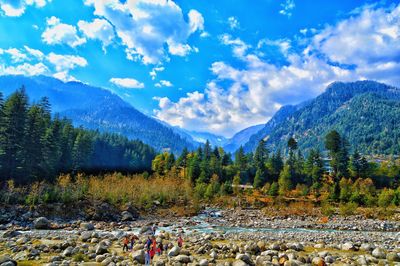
left=0, top=0, right=399, bottom=137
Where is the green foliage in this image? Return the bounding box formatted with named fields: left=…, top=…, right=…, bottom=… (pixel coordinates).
left=378, top=188, right=395, bottom=208
left=278, top=165, right=292, bottom=196
left=339, top=202, right=358, bottom=216
left=0, top=89, right=156, bottom=184
left=268, top=182, right=279, bottom=196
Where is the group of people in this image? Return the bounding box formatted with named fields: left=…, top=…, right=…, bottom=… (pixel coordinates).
left=121, top=224, right=184, bottom=266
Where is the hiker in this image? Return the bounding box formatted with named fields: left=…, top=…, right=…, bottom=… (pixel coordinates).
left=130, top=234, right=138, bottom=250
left=145, top=236, right=152, bottom=250
left=122, top=236, right=129, bottom=252
left=157, top=242, right=163, bottom=255
left=177, top=235, right=183, bottom=248
left=145, top=247, right=151, bottom=266
left=152, top=224, right=157, bottom=236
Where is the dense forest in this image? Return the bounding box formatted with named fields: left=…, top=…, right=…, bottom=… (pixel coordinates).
left=0, top=88, right=156, bottom=184
left=244, top=81, right=400, bottom=155
left=151, top=131, right=400, bottom=208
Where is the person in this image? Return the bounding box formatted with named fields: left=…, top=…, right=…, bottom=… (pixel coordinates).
left=130, top=234, right=138, bottom=250
left=145, top=236, right=152, bottom=250
left=157, top=242, right=163, bottom=255
left=151, top=224, right=157, bottom=236
left=177, top=235, right=183, bottom=248
left=122, top=236, right=129, bottom=252
left=145, top=247, right=151, bottom=266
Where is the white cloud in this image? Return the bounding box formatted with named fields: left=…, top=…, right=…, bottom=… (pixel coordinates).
left=78, top=18, right=115, bottom=51
left=24, top=46, right=44, bottom=60
left=149, top=66, right=165, bottom=80
left=228, top=16, right=240, bottom=30
left=2, top=48, right=28, bottom=63
left=47, top=52, right=88, bottom=72
left=155, top=79, right=173, bottom=88
left=279, top=0, right=295, bottom=17
left=0, top=62, right=49, bottom=76
left=110, top=77, right=145, bottom=89
left=0, top=0, right=50, bottom=17
left=155, top=3, right=400, bottom=137
left=84, top=0, right=205, bottom=64
left=219, top=34, right=250, bottom=58
left=42, top=16, right=86, bottom=48
left=53, top=71, right=78, bottom=82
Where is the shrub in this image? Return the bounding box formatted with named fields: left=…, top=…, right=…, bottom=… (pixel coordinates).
left=378, top=188, right=395, bottom=208
left=321, top=201, right=335, bottom=216
left=268, top=182, right=279, bottom=196
left=339, top=202, right=358, bottom=216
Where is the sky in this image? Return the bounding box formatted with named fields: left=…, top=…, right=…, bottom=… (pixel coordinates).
left=0, top=0, right=399, bottom=138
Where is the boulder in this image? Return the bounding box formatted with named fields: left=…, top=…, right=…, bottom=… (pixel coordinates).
left=236, top=254, right=252, bottom=265
left=95, top=255, right=106, bottom=262
left=2, top=230, right=21, bottom=238
left=372, top=248, right=386, bottom=259
left=131, top=250, right=145, bottom=264
left=121, top=211, right=134, bottom=221
left=360, top=243, right=374, bottom=251
left=233, top=260, right=249, bottom=266
left=311, top=257, right=326, bottom=266
left=199, top=259, right=209, bottom=266
left=0, top=255, right=16, bottom=266
left=33, top=217, right=50, bottom=229
left=341, top=242, right=354, bottom=251
left=139, top=226, right=152, bottom=234
left=80, top=222, right=94, bottom=231
left=95, top=241, right=109, bottom=255
left=62, top=246, right=74, bottom=257
left=168, top=246, right=180, bottom=257
left=173, top=255, right=191, bottom=263
left=80, top=231, right=92, bottom=242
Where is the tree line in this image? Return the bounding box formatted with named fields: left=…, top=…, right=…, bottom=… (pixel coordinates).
left=0, top=88, right=156, bottom=184
left=152, top=130, right=400, bottom=206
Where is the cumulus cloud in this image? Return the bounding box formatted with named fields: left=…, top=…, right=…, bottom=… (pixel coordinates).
left=155, top=3, right=400, bottom=137
left=78, top=18, right=115, bottom=51
left=84, top=0, right=205, bottom=64
left=42, top=16, right=86, bottom=48
left=279, top=0, right=295, bottom=17
left=0, top=46, right=88, bottom=81
left=110, top=77, right=145, bottom=89
left=0, top=0, right=50, bottom=17
left=155, top=79, right=173, bottom=88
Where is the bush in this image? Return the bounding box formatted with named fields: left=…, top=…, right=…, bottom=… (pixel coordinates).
left=339, top=202, right=358, bottom=216
left=321, top=201, right=335, bottom=216
left=378, top=188, right=395, bottom=208
left=268, top=182, right=279, bottom=196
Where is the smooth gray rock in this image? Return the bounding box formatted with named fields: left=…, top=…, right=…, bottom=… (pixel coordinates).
left=33, top=217, right=50, bottom=229
left=168, top=246, right=180, bottom=257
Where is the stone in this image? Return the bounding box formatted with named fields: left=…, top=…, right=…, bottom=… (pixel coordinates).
left=284, top=260, right=301, bottom=266
left=139, top=226, right=152, bottom=234
left=210, top=250, right=218, bottom=259
left=121, top=211, right=134, bottom=221
left=2, top=230, right=21, bottom=238
left=95, top=255, right=106, bottom=262
left=63, top=247, right=74, bottom=257
left=80, top=222, right=94, bottom=231
left=1, top=262, right=17, bottom=266
left=233, top=260, right=249, bottom=266
left=80, top=231, right=92, bottom=242
left=235, top=254, right=252, bottom=265
left=101, top=257, right=112, bottom=266
left=95, top=241, right=109, bottom=255
left=371, top=248, right=386, bottom=259
left=33, top=217, right=51, bottom=229
left=360, top=243, right=374, bottom=251
left=0, top=256, right=16, bottom=265
left=173, top=255, right=191, bottom=263
left=199, top=259, right=209, bottom=266
left=131, top=250, right=145, bottom=264
left=311, top=257, right=326, bottom=266
left=341, top=242, right=354, bottom=251
left=168, top=246, right=181, bottom=257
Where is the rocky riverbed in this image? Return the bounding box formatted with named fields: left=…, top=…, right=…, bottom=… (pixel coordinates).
left=0, top=208, right=400, bottom=265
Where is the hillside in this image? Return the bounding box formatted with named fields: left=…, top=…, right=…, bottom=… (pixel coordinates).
left=0, top=75, right=196, bottom=154
left=243, top=80, right=400, bottom=155
left=223, top=124, right=264, bottom=153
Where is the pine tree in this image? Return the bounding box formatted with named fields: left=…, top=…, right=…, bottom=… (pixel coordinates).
left=278, top=164, right=292, bottom=196
left=1, top=88, right=29, bottom=182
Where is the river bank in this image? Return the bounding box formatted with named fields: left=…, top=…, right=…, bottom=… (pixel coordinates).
left=1, top=208, right=400, bottom=265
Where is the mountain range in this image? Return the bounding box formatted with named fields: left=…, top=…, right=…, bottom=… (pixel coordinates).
left=1, top=75, right=399, bottom=156
left=243, top=80, right=400, bottom=155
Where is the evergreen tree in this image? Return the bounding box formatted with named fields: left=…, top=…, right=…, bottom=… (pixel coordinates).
left=278, top=164, right=292, bottom=196
left=1, top=88, right=29, bottom=182
left=235, top=146, right=247, bottom=171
